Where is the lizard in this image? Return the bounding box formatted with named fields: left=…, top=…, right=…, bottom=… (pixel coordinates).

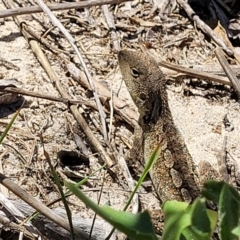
left=118, top=49, right=201, bottom=203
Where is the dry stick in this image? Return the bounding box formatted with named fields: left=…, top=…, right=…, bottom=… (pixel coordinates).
left=0, top=57, right=20, bottom=71
left=101, top=5, right=120, bottom=51
left=0, top=87, right=83, bottom=105
left=0, top=0, right=132, bottom=18
left=101, top=4, right=120, bottom=143
left=177, top=0, right=233, bottom=56
left=0, top=192, right=41, bottom=239
left=117, top=154, right=139, bottom=214
left=24, top=24, right=69, bottom=55
left=215, top=47, right=240, bottom=98
left=11, top=199, right=115, bottom=240
left=0, top=173, right=92, bottom=240
left=181, top=64, right=240, bottom=76
left=0, top=215, right=36, bottom=240
left=35, top=0, right=108, bottom=142
left=157, top=59, right=231, bottom=86
left=1, top=72, right=100, bottom=111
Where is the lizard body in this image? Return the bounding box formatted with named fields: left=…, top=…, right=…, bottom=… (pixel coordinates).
left=118, top=50, right=200, bottom=202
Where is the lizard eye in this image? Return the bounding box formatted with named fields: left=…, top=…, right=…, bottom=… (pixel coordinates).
left=131, top=68, right=139, bottom=78
left=139, top=93, right=146, bottom=101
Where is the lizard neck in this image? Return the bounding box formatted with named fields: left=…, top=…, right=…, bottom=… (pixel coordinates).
left=139, top=88, right=172, bottom=129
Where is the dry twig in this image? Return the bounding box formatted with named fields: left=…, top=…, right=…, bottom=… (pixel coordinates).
left=0, top=0, right=132, bottom=18
left=157, top=58, right=231, bottom=86
left=0, top=86, right=84, bottom=105
left=180, top=64, right=240, bottom=77
left=177, top=0, right=233, bottom=56
left=0, top=173, right=91, bottom=239
left=0, top=192, right=41, bottom=239
left=101, top=5, right=120, bottom=51
left=215, top=47, right=240, bottom=97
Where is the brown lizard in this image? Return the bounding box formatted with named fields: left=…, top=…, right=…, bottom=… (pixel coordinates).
left=118, top=49, right=200, bottom=203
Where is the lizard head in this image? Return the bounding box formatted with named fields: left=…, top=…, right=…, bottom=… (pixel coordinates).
left=118, top=50, right=166, bottom=124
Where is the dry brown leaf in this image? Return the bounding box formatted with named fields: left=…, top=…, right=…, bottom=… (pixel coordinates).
left=214, top=21, right=240, bottom=64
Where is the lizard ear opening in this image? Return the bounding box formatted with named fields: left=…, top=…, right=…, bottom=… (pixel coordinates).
left=131, top=68, right=139, bottom=78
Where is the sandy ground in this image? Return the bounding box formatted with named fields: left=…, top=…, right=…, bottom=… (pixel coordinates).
left=0, top=1, right=239, bottom=239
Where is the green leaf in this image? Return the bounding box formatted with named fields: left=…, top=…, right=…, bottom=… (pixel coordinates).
left=43, top=147, right=75, bottom=240
left=181, top=198, right=215, bottom=240
left=163, top=198, right=216, bottom=240
left=0, top=106, right=22, bottom=144
left=218, top=182, right=240, bottom=240
left=232, top=226, right=240, bottom=237
left=65, top=181, right=157, bottom=240
left=202, top=181, right=224, bottom=204
left=162, top=201, right=190, bottom=240
left=123, top=143, right=162, bottom=211
left=203, top=181, right=240, bottom=240
left=190, top=198, right=210, bottom=233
